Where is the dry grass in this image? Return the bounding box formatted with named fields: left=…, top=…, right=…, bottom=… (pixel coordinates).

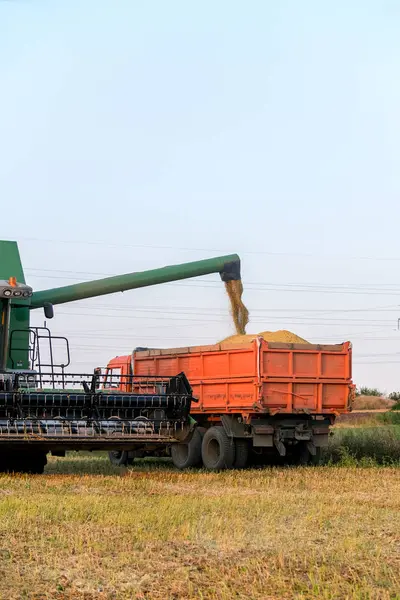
left=0, top=454, right=399, bottom=599
left=352, top=396, right=395, bottom=410
left=335, top=412, right=387, bottom=428
left=335, top=411, right=400, bottom=429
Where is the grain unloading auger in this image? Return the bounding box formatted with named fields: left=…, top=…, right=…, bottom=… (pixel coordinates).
left=0, top=240, right=242, bottom=473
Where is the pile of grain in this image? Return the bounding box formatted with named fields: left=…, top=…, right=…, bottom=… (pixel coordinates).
left=220, top=330, right=309, bottom=344
left=225, top=279, right=249, bottom=335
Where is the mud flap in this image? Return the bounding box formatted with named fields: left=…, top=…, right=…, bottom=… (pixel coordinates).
left=306, top=441, right=317, bottom=456
left=274, top=432, right=286, bottom=456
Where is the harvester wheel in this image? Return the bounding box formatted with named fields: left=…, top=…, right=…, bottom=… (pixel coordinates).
left=233, top=439, right=249, bottom=469
left=108, top=451, right=130, bottom=466
left=171, top=428, right=202, bottom=469
left=201, top=426, right=235, bottom=471
left=24, top=452, right=47, bottom=474
left=3, top=451, right=47, bottom=474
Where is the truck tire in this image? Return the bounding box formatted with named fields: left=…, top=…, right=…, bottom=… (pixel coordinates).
left=310, top=447, right=322, bottom=465
left=108, top=451, right=130, bottom=466
left=233, top=439, right=249, bottom=469
left=201, top=426, right=235, bottom=470
left=286, top=443, right=321, bottom=466
left=171, top=428, right=203, bottom=469
left=296, top=444, right=311, bottom=465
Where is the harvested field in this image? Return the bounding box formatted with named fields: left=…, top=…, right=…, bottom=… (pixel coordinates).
left=1, top=448, right=399, bottom=600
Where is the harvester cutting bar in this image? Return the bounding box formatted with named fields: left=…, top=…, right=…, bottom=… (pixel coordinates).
left=0, top=371, right=194, bottom=445
left=0, top=418, right=182, bottom=443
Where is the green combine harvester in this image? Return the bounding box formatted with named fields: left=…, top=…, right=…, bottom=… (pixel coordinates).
left=0, top=240, right=241, bottom=473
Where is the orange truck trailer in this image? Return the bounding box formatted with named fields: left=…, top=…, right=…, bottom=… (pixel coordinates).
left=105, top=337, right=354, bottom=470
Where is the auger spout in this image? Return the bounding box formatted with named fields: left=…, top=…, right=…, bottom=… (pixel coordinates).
left=30, top=254, right=241, bottom=308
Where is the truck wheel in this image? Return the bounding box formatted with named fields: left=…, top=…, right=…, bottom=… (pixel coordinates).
left=108, top=451, right=129, bottom=466
left=287, top=443, right=321, bottom=466
left=310, top=447, right=322, bottom=465
left=297, top=444, right=311, bottom=465
left=201, top=426, right=235, bottom=470
left=171, top=428, right=203, bottom=469
left=233, top=439, right=249, bottom=469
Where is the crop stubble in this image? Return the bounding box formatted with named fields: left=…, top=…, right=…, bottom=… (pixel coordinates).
left=0, top=455, right=399, bottom=600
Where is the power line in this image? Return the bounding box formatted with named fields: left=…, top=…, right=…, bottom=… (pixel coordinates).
left=15, top=236, right=400, bottom=262
left=47, top=303, right=400, bottom=323
left=39, top=314, right=393, bottom=329
left=24, top=268, right=400, bottom=290
left=356, top=352, right=400, bottom=358
left=25, top=272, right=400, bottom=297
left=354, top=360, right=400, bottom=365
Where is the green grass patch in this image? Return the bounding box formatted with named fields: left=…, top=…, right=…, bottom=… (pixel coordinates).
left=378, top=412, right=400, bottom=425
left=323, top=426, right=400, bottom=466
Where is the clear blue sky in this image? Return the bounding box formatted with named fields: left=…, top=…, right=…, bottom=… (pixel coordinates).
left=1, top=0, right=400, bottom=391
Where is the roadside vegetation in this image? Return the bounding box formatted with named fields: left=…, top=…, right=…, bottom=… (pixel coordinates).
left=324, top=425, right=400, bottom=465
left=356, top=386, right=382, bottom=397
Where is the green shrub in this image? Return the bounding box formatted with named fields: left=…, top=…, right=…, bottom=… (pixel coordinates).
left=379, top=412, right=400, bottom=425
left=357, top=386, right=382, bottom=397
left=322, top=426, right=400, bottom=466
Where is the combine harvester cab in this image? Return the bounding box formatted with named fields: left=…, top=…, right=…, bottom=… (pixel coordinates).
left=107, top=336, right=354, bottom=469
